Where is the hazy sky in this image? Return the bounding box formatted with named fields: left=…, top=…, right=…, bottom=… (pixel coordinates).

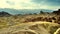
left=0, top=0, right=60, bottom=10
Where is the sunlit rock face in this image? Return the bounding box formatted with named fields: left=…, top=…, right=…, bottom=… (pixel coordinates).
left=54, top=28, right=60, bottom=34
left=28, top=24, right=50, bottom=34
left=8, top=24, right=50, bottom=34
left=13, top=31, right=36, bottom=34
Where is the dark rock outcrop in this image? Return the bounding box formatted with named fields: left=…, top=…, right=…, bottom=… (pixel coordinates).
left=53, top=9, right=60, bottom=15
left=0, top=11, right=11, bottom=17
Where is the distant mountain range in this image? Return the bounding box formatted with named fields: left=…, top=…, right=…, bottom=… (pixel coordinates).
left=0, top=8, right=54, bottom=15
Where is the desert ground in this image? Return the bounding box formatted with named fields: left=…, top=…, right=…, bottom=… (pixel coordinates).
left=0, top=9, right=60, bottom=34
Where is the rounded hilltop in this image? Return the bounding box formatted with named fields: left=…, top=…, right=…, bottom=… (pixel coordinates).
left=0, top=11, right=11, bottom=17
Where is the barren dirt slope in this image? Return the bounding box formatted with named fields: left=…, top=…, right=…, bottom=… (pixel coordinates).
left=0, top=21, right=59, bottom=34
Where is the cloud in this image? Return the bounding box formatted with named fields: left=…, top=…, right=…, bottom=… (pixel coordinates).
left=31, top=0, right=60, bottom=10
left=6, top=1, right=15, bottom=5
left=32, top=0, right=60, bottom=6
left=0, top=0, right=60, bottom=10
left=0, top=0, right=41, bottom=9
left=0, top=0, right=13, bottom=8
